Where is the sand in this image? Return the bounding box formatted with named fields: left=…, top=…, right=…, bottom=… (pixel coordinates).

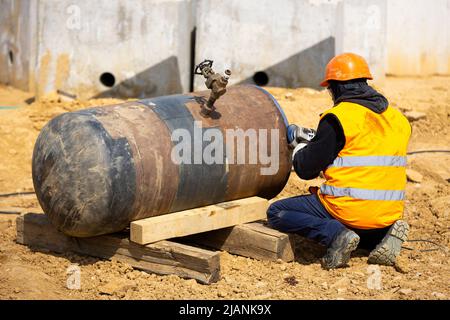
left=0, top=76, right=449, bottom=300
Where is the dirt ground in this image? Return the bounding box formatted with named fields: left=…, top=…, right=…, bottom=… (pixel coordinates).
left=0, top=77, right=449, bottom=300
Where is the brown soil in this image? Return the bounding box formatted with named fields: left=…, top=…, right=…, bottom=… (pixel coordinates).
left=0, top=77, right=449, bottom=300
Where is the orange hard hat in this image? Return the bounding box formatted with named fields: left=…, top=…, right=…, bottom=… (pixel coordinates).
left=320, top=53, right=373, bottom=87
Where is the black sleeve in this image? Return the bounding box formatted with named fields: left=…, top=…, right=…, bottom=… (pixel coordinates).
left=293, top=114, right=345, bottom=180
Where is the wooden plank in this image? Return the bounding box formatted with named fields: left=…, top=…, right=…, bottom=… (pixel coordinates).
left=16, top=213, right=221, bottom=284
left=130, top=197, right=269, bottom=245
left=184, top=222, right=295, bottom=262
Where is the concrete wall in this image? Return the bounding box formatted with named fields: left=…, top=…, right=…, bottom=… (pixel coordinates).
left=336, top=0, right=387, bottom=82
left=0, top=0, right=37, bottom=91
left=35, top=0, right=195, bottom=99
left=194, top=0, right=391, bottom=91
left=194, top=0, right=340, bottom=90
left=0, top=0, right=195, bottom=99
left=386, top=0, right=450, bottom=76
left=2, top=0, right=449, bottom=97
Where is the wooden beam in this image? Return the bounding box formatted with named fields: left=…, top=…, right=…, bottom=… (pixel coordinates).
left=184, top=222, right=295, bottom=262
left=16, top=213, right=221, bottom=284
left=130, top=197, right=268, bottom=245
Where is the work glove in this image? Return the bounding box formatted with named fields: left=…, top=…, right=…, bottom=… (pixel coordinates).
left=286, top=124, right=316, bottom=149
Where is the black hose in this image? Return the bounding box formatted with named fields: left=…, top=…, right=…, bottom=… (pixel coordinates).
left=0, top=191, right=35, bottom=198
left=402, top=239, right=448, bottom=253
left=0, top=209, right=22, bottom=214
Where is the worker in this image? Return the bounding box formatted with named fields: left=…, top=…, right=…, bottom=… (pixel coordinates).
left=267, top=53, right=411, bottom=269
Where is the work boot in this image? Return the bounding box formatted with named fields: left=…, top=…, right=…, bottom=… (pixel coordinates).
left=321, top=229, right=360, bottom=270
left=368, top=220, right=409, bottom=266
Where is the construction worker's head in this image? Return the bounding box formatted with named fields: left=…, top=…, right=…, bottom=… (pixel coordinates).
left=326, top=78, right=368, bottom=103
left=320, top=53, right=373, bottom=88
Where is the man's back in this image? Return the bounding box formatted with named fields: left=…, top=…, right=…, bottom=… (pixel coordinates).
left=318, top=101, right=411, bottom=229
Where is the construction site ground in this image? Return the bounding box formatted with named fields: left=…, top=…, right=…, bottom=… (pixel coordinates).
left=0, top=76, right=449, bottom=300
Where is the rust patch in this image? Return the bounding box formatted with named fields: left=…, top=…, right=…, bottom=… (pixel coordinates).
left=186, top=85, right=291, bottom=200
left=94, top=101, right=179, bottom=221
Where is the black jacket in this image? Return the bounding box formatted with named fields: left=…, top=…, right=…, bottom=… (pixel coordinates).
left=293, top=80, right=389, bottom=180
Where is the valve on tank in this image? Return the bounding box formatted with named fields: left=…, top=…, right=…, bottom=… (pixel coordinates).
left=194, top=59, right=231, bottom=116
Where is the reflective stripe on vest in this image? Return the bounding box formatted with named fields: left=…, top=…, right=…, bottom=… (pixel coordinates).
left=320, top=184, right=405, bottom=201
left=328, top=156, right=407, bottom=168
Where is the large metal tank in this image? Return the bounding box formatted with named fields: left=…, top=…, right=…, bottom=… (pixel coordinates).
left=32, top=85, right=291, bottom=237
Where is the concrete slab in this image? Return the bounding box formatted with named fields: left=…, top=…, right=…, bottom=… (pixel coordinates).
left=386, top=0, right=450, bottom=76
left=335, top=0, right=387, bottom=83
left=2, top=0, right=449, bottom=97
left=35, top=0, right=195, bottom=99
left=0, top=0, right=37, bottom=91
left=194, top=0, right=340, bottom=90
left=1, top=0, right=195, bottom=99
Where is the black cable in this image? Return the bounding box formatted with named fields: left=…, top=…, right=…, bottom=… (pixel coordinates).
left=407, top=150, right=450, bottom=155
left=401, top=246, right=439, bottom=253
left=402, top=239, right=448, bottom=253
left=0, top=191, right=35, bottom=198
left=0, top=209, right=22, bottom=214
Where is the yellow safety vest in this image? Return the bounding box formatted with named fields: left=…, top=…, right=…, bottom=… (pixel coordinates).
left=317, top=102, right=411, bottom=229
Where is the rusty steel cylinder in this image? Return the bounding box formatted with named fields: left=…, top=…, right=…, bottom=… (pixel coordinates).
left=32, top=85, right=292, bottom=237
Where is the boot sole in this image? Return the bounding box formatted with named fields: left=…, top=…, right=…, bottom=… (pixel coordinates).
left=322, top=232, right=360, bottom=269
left=340, top=234, right=360, bottom=266
left=368, top=220, right=409, bottom=266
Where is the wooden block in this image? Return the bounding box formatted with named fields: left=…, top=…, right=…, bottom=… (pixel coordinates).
left=184, top=222, right=295, bottom=262
left=16, top=213, right=220, bottom=284
left=130, top=197, right=268, bottom=245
